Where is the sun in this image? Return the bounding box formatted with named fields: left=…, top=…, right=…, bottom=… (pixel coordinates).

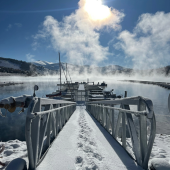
left=84, top=0, right=111, bottom=21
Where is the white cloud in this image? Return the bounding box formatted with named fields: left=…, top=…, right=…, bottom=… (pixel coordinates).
left=26, top=53, right=35, bottom=62
left=6, top=24, right=12, bottom=31
left=116, top=12, right=170, bottom=69
left=33, top=0, right=124, bottom=65
left=14, top=23, right=22, bottom=27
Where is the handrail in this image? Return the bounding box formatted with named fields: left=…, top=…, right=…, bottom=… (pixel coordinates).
left=87, top=104, right=148, bottom=116
left=34, top=104, right=76, bottom=116
left=87, top=96, right=154, bottom=119
left=25, top=97, right=76, bottom=170
left=86, top=96, right=156, bottom=170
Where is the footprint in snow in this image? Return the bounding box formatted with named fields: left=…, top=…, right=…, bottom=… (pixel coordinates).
left=93, top=153, right=103, bottom=161
left=85, top=160, right=99, bottom=170
left=77, top=143, right=83, bottom=148
left=83, top=146, right=93, bottom=153
left=75, top=156, right=83, bottom=164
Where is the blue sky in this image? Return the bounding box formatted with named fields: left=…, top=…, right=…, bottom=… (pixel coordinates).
left=0, top=0, right=170, bottom=68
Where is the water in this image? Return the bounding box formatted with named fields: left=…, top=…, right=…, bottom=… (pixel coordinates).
left=0, top=79, right=170, bottom=141
left=0, top=81, right=58, bottom=141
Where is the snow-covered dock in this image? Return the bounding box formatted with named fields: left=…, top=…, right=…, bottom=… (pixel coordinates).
left=37, top=106, right=142, bottom=170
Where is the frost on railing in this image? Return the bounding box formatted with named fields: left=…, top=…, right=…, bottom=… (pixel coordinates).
left=86, top=96, right=156, bottom=170
left=25, top=98, right=76, bottom=170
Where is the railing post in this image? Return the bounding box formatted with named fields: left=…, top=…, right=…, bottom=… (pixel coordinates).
left=63, top=105, right=66, bottom=125
left=97, top=104, right=99, bottom=121
left=102, top=105, right=105, bottom=127
left=122, top=111, right=126, bottom=149
left=56, top=105, right=59, bottom=136
left=61, top=104, right=64, bottom=127
left=124, top=104, right=142, bottom=166
left=59, top=108, right=62, bottom=131
left=103, top=106, right=105, bottom=128
left=111, top=105, right=115, bottom=138
left=25, top=116, right=34, bottom=170
left=52, top=111, right=56, bottom=138
left=99, top=104, right=102, bottom=123
left=143, top=114, right=156, bottom=169
left=46, top=104, right=53, bottom=148
left=30, top=98, right=41, bottom=169
left=106, top=107, right=110, bottom=132
left=115, top=111, right=122, bottom=139
left=38, top=105, right=51, bottom=161
left=138, top=99, right=147, bottom=167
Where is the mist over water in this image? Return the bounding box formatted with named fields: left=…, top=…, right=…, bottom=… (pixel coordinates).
left=0, top=75, right=170, bottom=141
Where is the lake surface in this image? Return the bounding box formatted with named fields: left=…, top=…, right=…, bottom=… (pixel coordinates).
left=0, top=78, right=170, bottom=141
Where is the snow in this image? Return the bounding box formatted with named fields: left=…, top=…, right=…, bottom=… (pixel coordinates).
left=0, top=60, right=20, bottom=70
left=43, top=61, right=53, bottom=65
left=0, top=108, right=170, bottom=169
left=0, top=140, right=28, bottom=169
left=149, top=158, right=170, bottom=170
left=148, top=134, right=170, bottom=169
left=32, top=61, right=53, bottom=66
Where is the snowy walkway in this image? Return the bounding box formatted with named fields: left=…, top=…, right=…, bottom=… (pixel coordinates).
left=37, top=106, right=143, bottom=170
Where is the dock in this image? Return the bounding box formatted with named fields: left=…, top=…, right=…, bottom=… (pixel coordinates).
left=120, top=80, right=170, bottom=90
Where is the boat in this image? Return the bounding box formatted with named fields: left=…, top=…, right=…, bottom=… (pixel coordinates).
left=45, top=53, right=119, bottom=102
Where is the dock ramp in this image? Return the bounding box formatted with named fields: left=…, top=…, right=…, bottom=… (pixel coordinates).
left=37, top=106, right=143, bottom=170
left=5, top=96, right=155, bottom=170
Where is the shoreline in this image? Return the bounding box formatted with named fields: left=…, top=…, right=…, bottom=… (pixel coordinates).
left=0, top=82, right=24, bottom=87
left=120, top=79, right=170, bottom=90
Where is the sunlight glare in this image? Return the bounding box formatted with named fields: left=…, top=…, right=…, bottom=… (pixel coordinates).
left=84, top=0, right=111, bottom=21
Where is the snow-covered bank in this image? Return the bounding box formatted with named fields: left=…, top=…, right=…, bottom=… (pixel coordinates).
left=149, top=134, right=170, bottom=169
left=0, top=140, right=28, bottom=169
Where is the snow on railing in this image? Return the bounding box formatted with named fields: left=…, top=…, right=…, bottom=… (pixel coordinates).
left=86, top=96, right=156, bottom=170
left=25, top=97, right=76, bottom=170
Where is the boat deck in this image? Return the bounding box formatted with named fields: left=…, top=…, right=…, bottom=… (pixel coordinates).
left=37, top=106, right=143, bottom=170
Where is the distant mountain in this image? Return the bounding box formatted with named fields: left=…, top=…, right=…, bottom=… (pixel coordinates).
left=32, top=60, right=133, bottom=75
left=0, top=57, right=57, bottom=76
left=0, top=57, right=170, bottom=76
left=32, top=61, right=60, bottom=71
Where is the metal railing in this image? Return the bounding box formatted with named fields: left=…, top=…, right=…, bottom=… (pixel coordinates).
left=25, top=97, right=76, bottom=170
left=86, top=96, right=156, bottom=170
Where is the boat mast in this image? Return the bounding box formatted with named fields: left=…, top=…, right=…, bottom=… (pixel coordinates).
left=66, top=63, right=67, bottom=83
left=59, top=52, right=61, bottom=92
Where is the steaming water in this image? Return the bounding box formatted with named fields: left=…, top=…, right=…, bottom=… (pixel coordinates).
left=0, top=78, right=170, bottom=141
